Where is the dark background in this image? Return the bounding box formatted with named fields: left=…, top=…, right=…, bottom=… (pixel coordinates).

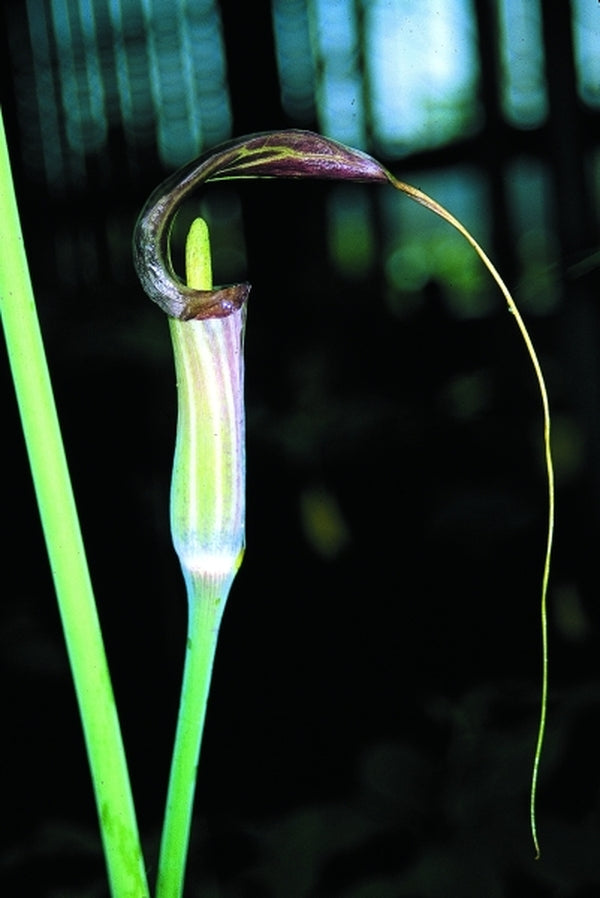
left=1, top=1, right=600, bottom=895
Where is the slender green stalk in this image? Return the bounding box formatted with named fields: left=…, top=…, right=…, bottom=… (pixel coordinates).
left=0, top=108, right=149, bottom=898
left=155, top=574, right=231, bottom=898
left=156, top=219, right=246, bottom=898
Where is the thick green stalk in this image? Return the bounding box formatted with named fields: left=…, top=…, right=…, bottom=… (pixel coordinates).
left=156, top=218, right=246, bottom=898
left=0, top=109, right=149, bottom=898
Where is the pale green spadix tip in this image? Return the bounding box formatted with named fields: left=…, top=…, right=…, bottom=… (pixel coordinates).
left=185, top=217, right=212, bottom=290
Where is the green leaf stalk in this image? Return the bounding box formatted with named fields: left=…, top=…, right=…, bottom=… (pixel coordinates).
left=0, top=108, right=149, bottom=898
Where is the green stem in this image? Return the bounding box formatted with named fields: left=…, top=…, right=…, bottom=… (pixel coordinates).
left=0, top=108, right=149, bottom=898
left=155, top=577, right=228, bottom=898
